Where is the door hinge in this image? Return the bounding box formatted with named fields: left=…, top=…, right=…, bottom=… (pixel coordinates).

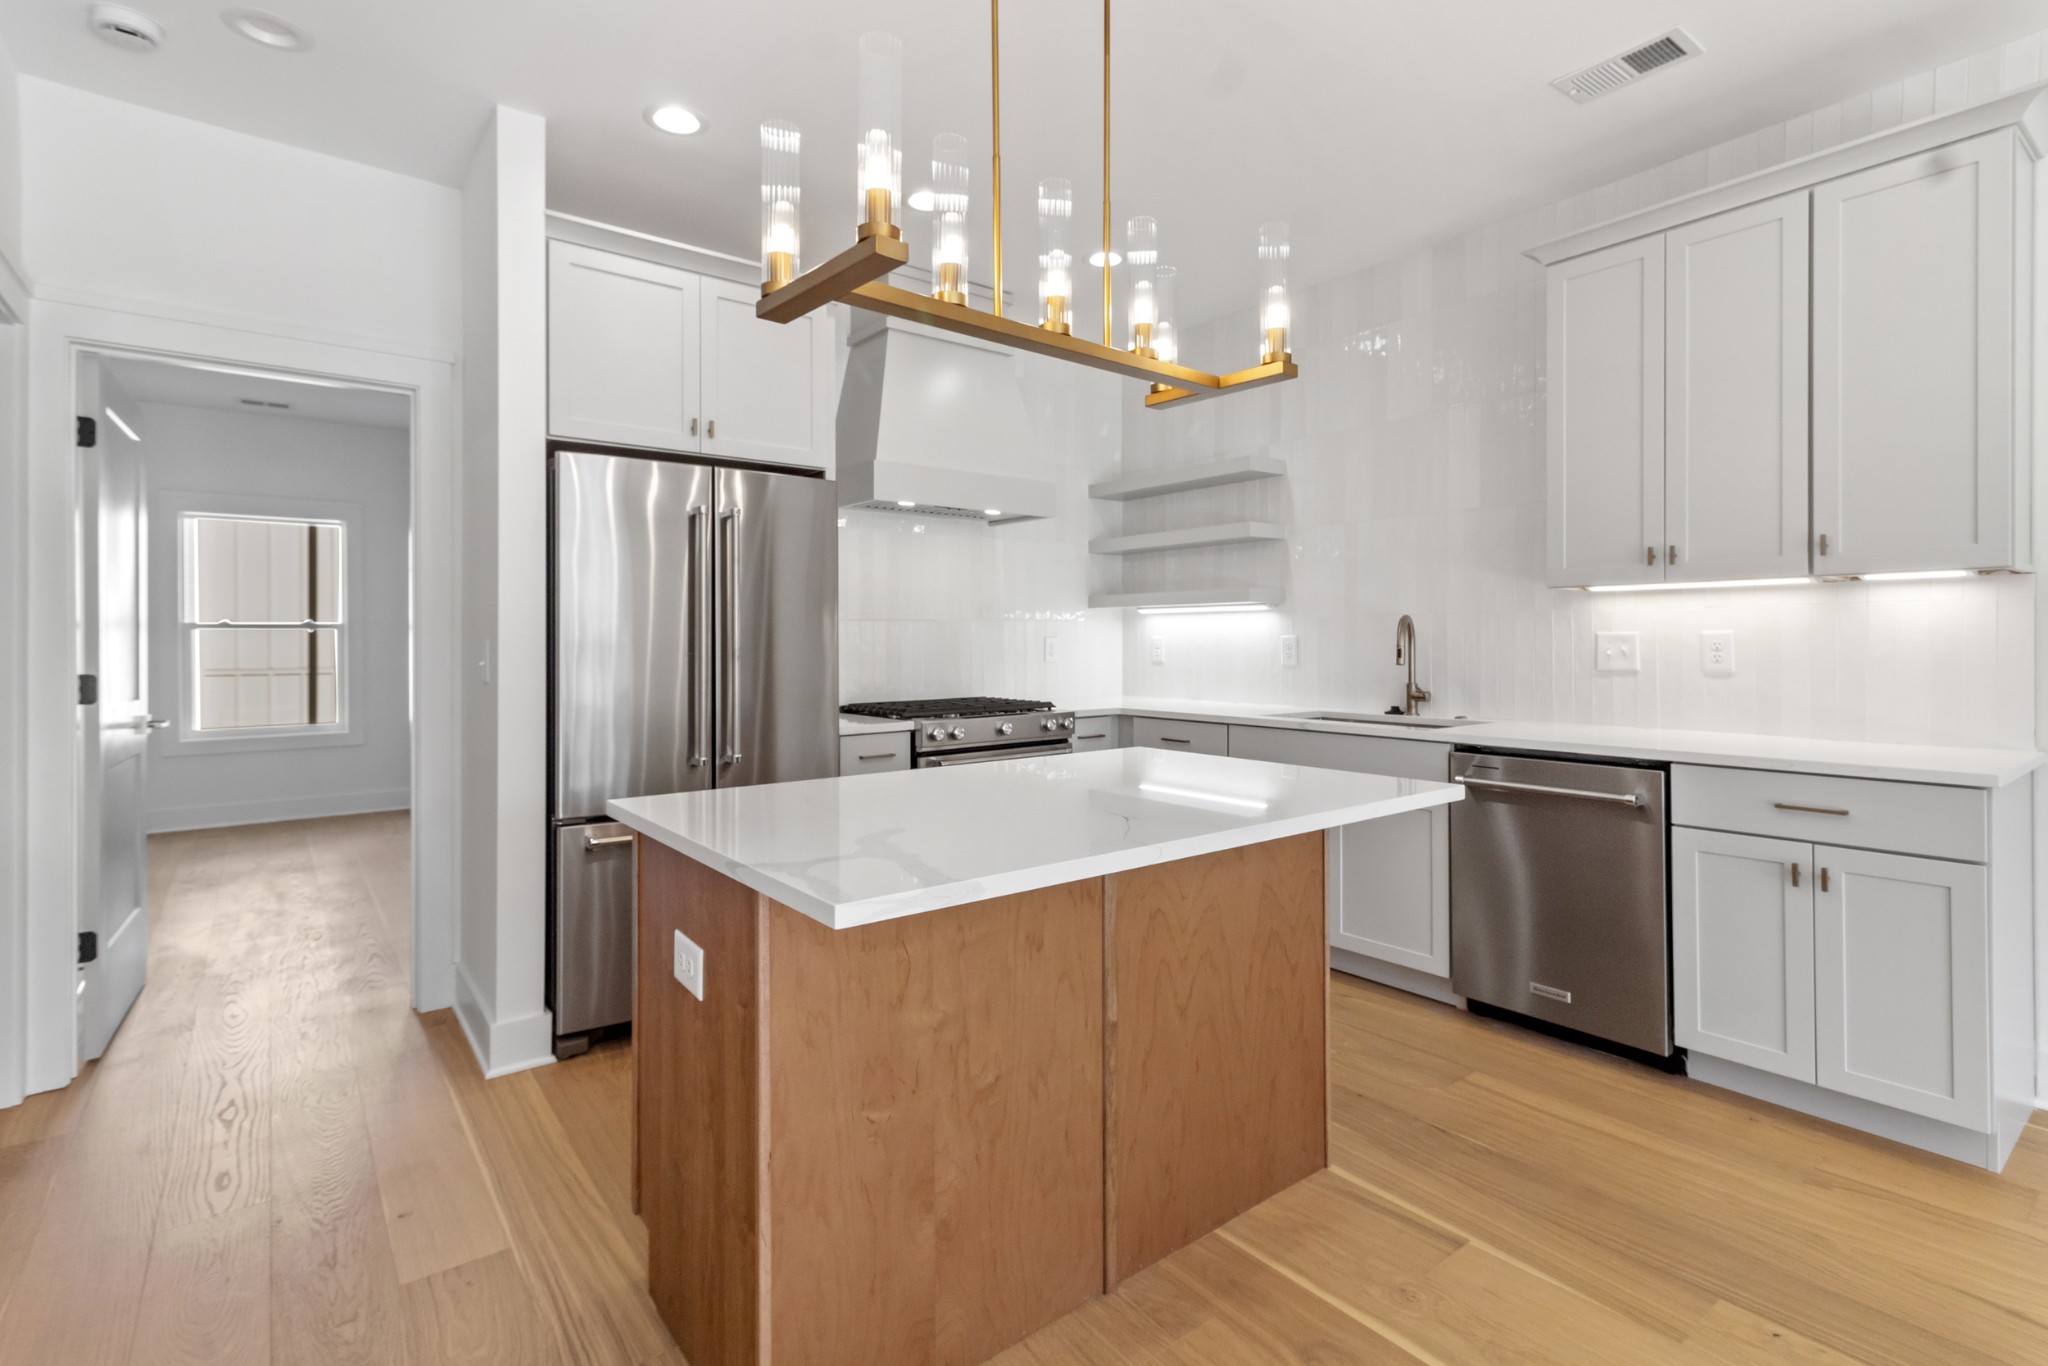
left=76, top=415, right=97, bottom=448
left=77, top=931, right=98, bottom=965
left=78, top=673, right=98, bottom=706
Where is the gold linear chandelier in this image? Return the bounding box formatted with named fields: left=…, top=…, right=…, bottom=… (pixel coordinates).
left=753, top=0, right=1299, bottom=409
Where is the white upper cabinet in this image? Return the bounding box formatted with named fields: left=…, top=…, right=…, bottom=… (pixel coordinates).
left=548, top=241, right=835, bottom=472
left=1812, top=131, right=2031, bottom=575
left=1664, top=193, right=1810, bottom=581
left=699, top=277, right=836, bottom=471
left=1546, top=236, right=1665, bottom=587
left=549, top=241, right=701, bottom=453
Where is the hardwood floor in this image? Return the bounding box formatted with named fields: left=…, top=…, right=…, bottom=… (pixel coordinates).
left=1, top=812, right=2044, bottom=1364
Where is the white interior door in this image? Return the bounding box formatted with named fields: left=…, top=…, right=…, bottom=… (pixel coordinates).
left=77, top=354, right=153, bottom=1062
left=1663, top=192, right=1811, bottom=581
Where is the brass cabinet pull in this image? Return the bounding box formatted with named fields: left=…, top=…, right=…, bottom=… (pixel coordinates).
left=1669, top=544, right=1679, bottom=565
left=1646, top=544, right=1657, bottom=566
left=690, top=417, right=699, bottom=436
left=1158, top=736, right=1193, bottom=744
left=1077, top=732, right=1108, bottom=741
left=1820, top=867, right=1831, bottom=893
left=1790, top=863, right=1800, bottom=888
left=856, top=752, right=896, bottom=761
left=1774, top=802, right=1850, bottom=817
left=1818, top=532, right=1830, bottom=556
left=708, top=418, right=717, bottom=439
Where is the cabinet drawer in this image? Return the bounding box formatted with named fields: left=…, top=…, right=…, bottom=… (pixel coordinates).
left=838, top=732, right=911, bottom=774
left=1071, top=719, right=1119, bottom=752
left=1132, top=716, right=1229, bottom=756
left=1228, top=725, right=1449, bottom=780
left=1672, top=765, right=1986, bottom=863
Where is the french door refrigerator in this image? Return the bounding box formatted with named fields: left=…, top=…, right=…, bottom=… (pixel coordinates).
left=549, top=446, right=838, bottom=1054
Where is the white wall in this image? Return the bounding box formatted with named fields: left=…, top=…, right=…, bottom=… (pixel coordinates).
left=137, top=402, right=411, bottom=832
left=839, top=353, right=1125, bottom=704
left=1113, top=29, right=2047, bottom=755
left=0, top=29, right=22, bottom=277
left=456, top=106, right=551, bottom=1077
left=0, top=10, right=25, bottom=1112
left=18, top=77, right=459, bottom=355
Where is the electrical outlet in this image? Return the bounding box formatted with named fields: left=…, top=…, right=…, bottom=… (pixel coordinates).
left=1594, top=630, right=1641, bottom=674
left=673, top=928, right=704, bottom=1002
left=1701, top=628, right=1735, bottom=676
left=1149, top=637, right=1166, bottom=665
left=1280, top=635, right=1299, bottom=667
left=1043, top=636, right=1059, bottom=663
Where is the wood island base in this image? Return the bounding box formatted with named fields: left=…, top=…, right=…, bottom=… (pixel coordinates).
left=633, top=831, right=1328, bottom=1366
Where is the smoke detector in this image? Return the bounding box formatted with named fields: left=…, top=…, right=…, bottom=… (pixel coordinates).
left=89, top=4, right=164, bottom=53
left=1553, top=29, right=1701, bottom=104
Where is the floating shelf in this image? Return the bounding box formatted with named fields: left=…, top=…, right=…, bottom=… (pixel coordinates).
left=1089, top=521, right=1285, bottom=555
left=1087, top=455, right=1287, bottom=502
left=1087, top=586, right=1284, bottom=611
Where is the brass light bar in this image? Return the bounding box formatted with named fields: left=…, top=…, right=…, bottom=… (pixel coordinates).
left=752, top=0, right=1298, bottom=410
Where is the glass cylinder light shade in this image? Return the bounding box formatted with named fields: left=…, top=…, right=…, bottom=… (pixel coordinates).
left=1037, top=178, right=1074, bottom=334
left=1257, top=221, right=1291, bottom=363
left=760, top=121, right=801, bottom=291
left=931, top=133, right=970, bottom=305
left=1124, top=215, right=1159, bottom=355
left=855, top=32, right=904, bottom=240
left=1151, top=265, right=1179, bottom=366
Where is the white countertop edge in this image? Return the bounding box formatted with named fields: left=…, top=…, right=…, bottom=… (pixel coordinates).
left=837, top=714, right=917, bottom=736
left=607, top=782, right=1461, bottom=930
left=1066, top=698, right=2044, bottom=788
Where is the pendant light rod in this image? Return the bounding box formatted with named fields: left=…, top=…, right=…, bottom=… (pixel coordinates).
left=1101, top=0, right=1112, bottom=345
left=990, top=0, right=1003, bottom=317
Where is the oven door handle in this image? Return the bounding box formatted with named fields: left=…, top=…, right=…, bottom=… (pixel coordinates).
left=1453, top=775, right=1641, bottom=807
left=922, top=742, right=1073, bottom=767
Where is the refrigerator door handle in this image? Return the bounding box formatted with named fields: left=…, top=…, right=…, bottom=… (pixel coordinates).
left=690, top=504, right=711, bottom=767
left=720, top=506, right=743, bottom=767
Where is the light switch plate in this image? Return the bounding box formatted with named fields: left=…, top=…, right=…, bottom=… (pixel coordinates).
left=1149, top=637, right=1166, bottom=665
left=1701, top=629, right=1735, bottom=676
left=673, top=928, right=704, bottom=1002
left=1595, top=631, right=1641, bottom=674
left=1280, top=635, right=1299, bottom=667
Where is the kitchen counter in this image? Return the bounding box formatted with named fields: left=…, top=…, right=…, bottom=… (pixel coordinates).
left=837, top=712, right=915, bottom=736
left=1070, top=697, right=2044, bottom=788
left=608, top=747, right=1458, bottom=929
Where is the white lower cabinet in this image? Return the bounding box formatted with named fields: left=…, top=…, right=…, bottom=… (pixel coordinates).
left=1226, top=725, right=1451, bottom=977
left=1672, top=828, right=1815, bottom=1082
left=1814, top=846, right=1990, bottom=1129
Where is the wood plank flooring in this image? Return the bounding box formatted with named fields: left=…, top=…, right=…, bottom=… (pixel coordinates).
left=1, top=812, right=2045, bottom=1364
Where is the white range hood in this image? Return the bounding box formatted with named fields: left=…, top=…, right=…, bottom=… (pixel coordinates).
left=835, top=313, right=1057, bottom=524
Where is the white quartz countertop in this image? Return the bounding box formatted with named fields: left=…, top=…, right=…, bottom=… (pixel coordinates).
left=608, top=748, right=1461, bottom=929
left=1069, top=697, right=2044, bottom=788
left=837, top=713, right=916, bottom=736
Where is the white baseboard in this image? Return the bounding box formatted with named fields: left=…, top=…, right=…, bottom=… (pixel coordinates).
left=1687, top=1053, right=2007, bottom=1171
left=453, top=964, right=554, bottom=1080
left=144, top=788, right=410, bottom=834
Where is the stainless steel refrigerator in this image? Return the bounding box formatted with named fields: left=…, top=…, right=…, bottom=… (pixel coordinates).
left=549, top=446, right=838, bottom=1053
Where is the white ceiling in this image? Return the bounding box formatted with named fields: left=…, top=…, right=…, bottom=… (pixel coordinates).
left=101, top=354, right=413, bottom=428
left=8, top=1, right=2048, bottom=331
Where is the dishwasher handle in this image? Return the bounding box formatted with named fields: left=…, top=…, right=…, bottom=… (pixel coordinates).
left=1453, top=775, right=1641, bottom=808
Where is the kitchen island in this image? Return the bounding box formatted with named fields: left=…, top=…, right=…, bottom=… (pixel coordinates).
left=607, top=748, right=1460, bottom=1366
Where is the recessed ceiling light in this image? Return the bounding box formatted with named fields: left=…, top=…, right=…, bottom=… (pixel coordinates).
left=646, top=105, right=703, bottom=136
left=1087, top=250, right=1123, bottom=267
left=89, top=4, right=164, bottom=53
left=906, top=189, right=936, bottom=212
left=222, top=7, right=311, bottom=51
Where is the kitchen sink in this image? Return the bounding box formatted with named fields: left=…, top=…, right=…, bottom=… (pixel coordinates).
left=1280, top=711, right=1483, bottom=729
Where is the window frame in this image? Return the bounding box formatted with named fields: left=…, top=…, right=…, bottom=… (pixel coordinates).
left=155, top=489, right=368, bottom=756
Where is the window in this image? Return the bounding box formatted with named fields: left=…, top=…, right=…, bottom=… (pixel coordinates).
left=183, top=515, right=345, bottom=731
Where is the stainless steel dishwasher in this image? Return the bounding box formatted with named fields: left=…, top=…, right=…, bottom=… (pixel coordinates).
left=1449, top=750, right=1671, bottom=1056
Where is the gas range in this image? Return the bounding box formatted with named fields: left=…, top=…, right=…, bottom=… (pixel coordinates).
left=841, top=697, right=1077, bottom=765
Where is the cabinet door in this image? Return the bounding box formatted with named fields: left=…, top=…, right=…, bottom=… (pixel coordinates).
left=548, top=241, right=701, bottom=451
left=1664, top=193, right=1810, bottom=581
left=700, top=277, right=837, bottom=472
left=1812, top=132, right=2020, bottom=574
left=1671, top=828, right=1815, bottom=1082
left=1814, top=847, right=1990, bottom=1129
left=1546, top=236, right=1665, bottom=587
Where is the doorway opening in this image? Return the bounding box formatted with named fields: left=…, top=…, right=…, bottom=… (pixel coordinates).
left=75, top=350, right=418, bottom=1062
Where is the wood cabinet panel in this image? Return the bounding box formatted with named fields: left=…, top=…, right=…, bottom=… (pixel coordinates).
left=1106, top=833, right=1326, bottom=1285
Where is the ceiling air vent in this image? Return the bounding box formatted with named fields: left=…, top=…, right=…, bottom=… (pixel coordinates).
left=1553, top=29, right=1701, bottom=104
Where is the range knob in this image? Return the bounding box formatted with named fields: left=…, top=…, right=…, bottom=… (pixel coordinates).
left=1060, top=717, right=1075, bottom=730
left=1042, top=717, right=1060, bottom=732
left=927, top=726, right=948, bottom=742
left=997, top=722, right=1014, bottom=736
left=950, top=726, right=968, bottom=741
